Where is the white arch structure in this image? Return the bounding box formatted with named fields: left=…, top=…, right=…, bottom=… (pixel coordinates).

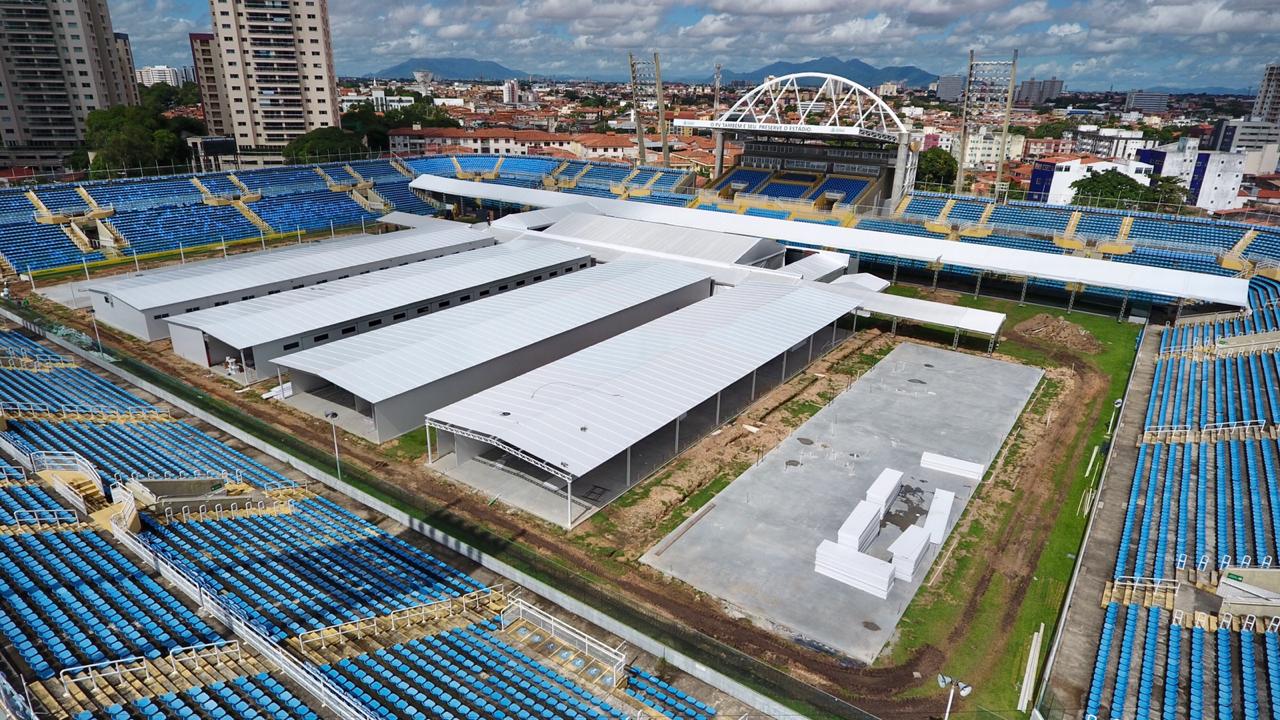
left=714, top=72, right=908, bottom=143
left=673, top=72, right=917, bottom=204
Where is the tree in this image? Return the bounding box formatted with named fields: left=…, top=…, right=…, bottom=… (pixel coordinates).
left=1069, top=169, right=1189, bottom=211
left=916, top=147, right=957, bottom=188
left=384, top=101, right=459, bottom=129
left=282, top=127, right=366, bottom=163
left=82, top=104, right=198, bottom=176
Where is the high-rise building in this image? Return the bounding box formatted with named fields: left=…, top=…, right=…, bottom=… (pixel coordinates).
left=1124, top=90, right=1170, bottom=113
left=189, top=33, right=228, bottom=136
left=502, top=78, right=520, bottom=104
left=113, top=32, right=140, bottom=104
left=0, top=0, right=139, bottom=171
left=1137, top=138, right=1246, bottom=212
left=1254, top=63, right=1280, bottom=124
left=935, top=74, right=964, bottom=103
left=179, top=66, right=197, bottom=85
left=197, top=0, right=341, bottom=164
left=1014, top=77, right=1064, bottom=106
left=1073, top=127, right=1156, bottom=159
left=136, top=65, right=182, bottom=87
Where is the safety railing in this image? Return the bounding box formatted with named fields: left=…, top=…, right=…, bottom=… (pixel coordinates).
left=297, top=585, right=506, bottom=650
left=59, top=656, right=149, bottom=697
left=10, top=508, right=77, bottom=525
left=163, top=498, right=292, bottom=523
left=0, top=660, right=36, bottom=720
left=501, top=596, right=627, bottom=688
left=165, top=640, right=241, bottom=674
left=0, top=400, right=162, bottom=419
left=31, top=450, right=102, bottom=484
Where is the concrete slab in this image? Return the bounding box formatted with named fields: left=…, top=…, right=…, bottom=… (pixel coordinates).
left=432, top=449, right=596, bottom=527
left=644, top=342, right=1042, bottom=663
left=283, top=386, right=379, bottom=444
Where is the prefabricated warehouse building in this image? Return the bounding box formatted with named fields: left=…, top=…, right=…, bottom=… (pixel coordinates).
left=272, top=259, right=715, bottom=443
left=164, top=239, right=592, bottom=383
left=84, top=221, right=493, bottom=341
left=426, top=281, right=864, bottom=527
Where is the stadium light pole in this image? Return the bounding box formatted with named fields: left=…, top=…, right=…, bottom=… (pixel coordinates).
left=937, top=674, right=972, bottom=720
left=324, top=411, right=342, bottom=481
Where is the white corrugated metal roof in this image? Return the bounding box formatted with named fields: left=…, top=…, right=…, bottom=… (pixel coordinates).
left=164, top=239, right=590, bottom=349
left=815, top=280, right=1005, bottom=336
left=779, top=251, right=849, bottom=280
left=87, top=225, right=492, bottom=310
left=409, top=174, right=1250, bottom=307
left=427, top=282, right=861, bottom=478
left=273, top=259, right=713, bottom=404
left=545, top=213, right=780, bottom=265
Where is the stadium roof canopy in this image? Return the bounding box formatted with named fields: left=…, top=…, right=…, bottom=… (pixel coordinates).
left=87, top=224, right=483, bottom=311
left=273, top=259, right=712, bottom=405
left=164, top=239, right=585, bottom=350
left=426, top=282, right=862, bottom=481
left=410, top=174, right=1250, bottom=307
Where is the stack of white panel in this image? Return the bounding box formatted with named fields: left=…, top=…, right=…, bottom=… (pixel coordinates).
left=866, top=468, right=903, bottom=517
left=837, top=500, right=881, bottom=551
left=921, top=452, right=985, bottom=481
left=814, top=540, right=895, bottom=599
left=887, top=525, right=931, bottom=581
left=924, top=489, right=956, bottom=544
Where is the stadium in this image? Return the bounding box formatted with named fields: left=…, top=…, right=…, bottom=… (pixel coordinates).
left=0, top=72, right=1278, bottom=720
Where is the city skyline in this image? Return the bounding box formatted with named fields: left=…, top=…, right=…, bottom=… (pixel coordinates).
left=109, top=0, right=1277, bottom=90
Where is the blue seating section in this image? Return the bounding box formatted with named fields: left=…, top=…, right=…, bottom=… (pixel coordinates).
left=627, top=168, right=660, bottom=187
left=1176, top=278, right=1280, bottom=346
left=947, top=201, right=988, bottom=223
left=756, top=181, right=811, bottom=199
left=858, top=219, right=946, bottom=239
left=649, top=172, right=687, bottom=191
left=988, top=205, right=1072, bottom=233
left=140, top=497, right=484, bottom=639
left=347, top=159, right=410, bottom=182
left=36, top=186, right=90, bottom=215
left=577, top=163, right=631, bottom=185
left=374, top=180, right=435, bottom=215
left=0, top=485, right=67, bottom=523
left=0, top=221, right=103, bottom=271
left=4, top=418, right=294, bottom=487
left=0, top=189, right=34, bottom=224
left=806, top=176, right=868, bottom=203
left=234, top=167, right=327, bottom=196
left=904, top=196, right=946, bottom=218
left=1114, top=247, right=1232, bottom=276
left=564, top=185, right=616, bottom=199
left=1128, top=218, right=1245, bottom=251
left=498, top=157, right=559, bottom=176
left=199, top=174, right=244, bottom=196
left=0, top=331, right=65, bottom=361
left=743, top=208, right=789, bottom=219
left=0, top=529, right=220, bottom=679
left=456, top=156, right=500, bottom=173
left=1076, top=213, right=1123, bottom=238
left=714, top=168, right=770, bottom=193
left=72, top=673, right=320, bottom=720
left=251, top=191, right=378, bottom=234
left=405, top=156, right=460, bottom=176
left=633, top=192, right=693, bottom=207
left=627, top=667, right=716, bottom=720
left=86, top=177, right=204, bottom=212
left=0, top=366, right=154, bottom=411
left=110, top=204, right=261, bottom=255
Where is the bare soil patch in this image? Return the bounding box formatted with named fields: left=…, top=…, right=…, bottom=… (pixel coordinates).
left=1015, top=312, right=1104, bottom=355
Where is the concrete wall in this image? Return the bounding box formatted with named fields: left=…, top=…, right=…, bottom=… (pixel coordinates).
left=95, top=234, right=496, bottom=341
left=0, top=305, right=803, bottom=719
left=170, top=323, right=213, bottom=368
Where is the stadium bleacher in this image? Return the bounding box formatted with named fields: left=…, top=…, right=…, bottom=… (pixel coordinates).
left=372, top=180, right=435, bottom=215
left=109, top=204, right=262, bottom=255
left=251, top=190, right=379, bottom=234
left=714, top=168, right=770, bottom=193
left=234, top=167, right=327, bottom=196
left=806, top=176, right=868, bottom=203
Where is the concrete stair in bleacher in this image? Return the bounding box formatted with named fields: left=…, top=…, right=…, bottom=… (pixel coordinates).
left=892, top=194, right=912, bottom=217
left=231, top=200, right=273, bottom=234
left=389, top=156, right=415, bottom=178
left=29, top=648, right=271, bottom=718
left=60, top=223, right=97, bottom=255
left=936, top=198, right=956, bottom=222
left=1116, top=215, right=1134, bottom=242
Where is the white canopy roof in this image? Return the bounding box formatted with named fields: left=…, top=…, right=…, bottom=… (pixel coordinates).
left=427, top=282, right=862, bottom=479
left=87, top=225, right=490, bottom=311
left=164, top=239, right=588, bottom=349
left=273, top=259, right=712, bottom=404
left=410, top=174, right=1249, bottom=307
left=814, top=281, right=1006, bottom=336
left=779, top=251, right=850, bottom=281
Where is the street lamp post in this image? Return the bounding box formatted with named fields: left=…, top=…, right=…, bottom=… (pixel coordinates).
left=324, top=411, right=342, bottom=481
left=937, top=674, right=973, bottom=720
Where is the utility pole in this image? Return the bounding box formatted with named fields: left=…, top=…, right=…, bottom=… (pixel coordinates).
left=992, top=49, right=1018, bottom=201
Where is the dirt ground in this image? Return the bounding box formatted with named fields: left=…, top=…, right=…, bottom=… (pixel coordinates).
left=19, top=285, right=1112, bottom=718
left=1014, top=312, right=1104, bottom=356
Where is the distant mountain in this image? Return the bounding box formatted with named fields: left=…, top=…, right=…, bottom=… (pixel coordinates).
left=1144, top=85, right=1254, bottom=96
left=718, top=56, right=938, bottom=88
left=368, top=57, right=527, bottom=81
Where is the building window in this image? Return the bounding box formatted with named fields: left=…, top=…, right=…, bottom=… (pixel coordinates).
left=313, top=333, right=329, bottom=342
left=392, top=312, right=406, bottom=320
left=368, top=319, right=382, bottom=327
left=341, top=326, right=355, bottom=335
left=283, top=342, right=300, bottom=350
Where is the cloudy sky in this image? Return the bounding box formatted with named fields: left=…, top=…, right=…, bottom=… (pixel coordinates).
left=110, top=0, right=1276, bottom=89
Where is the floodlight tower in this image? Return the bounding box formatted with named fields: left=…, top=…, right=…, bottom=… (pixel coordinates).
left=954, top=49, right=1018, bottom=197
left=713, top=63, right=725, bottom=177
left=628, top=53, right=668, bottom=166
